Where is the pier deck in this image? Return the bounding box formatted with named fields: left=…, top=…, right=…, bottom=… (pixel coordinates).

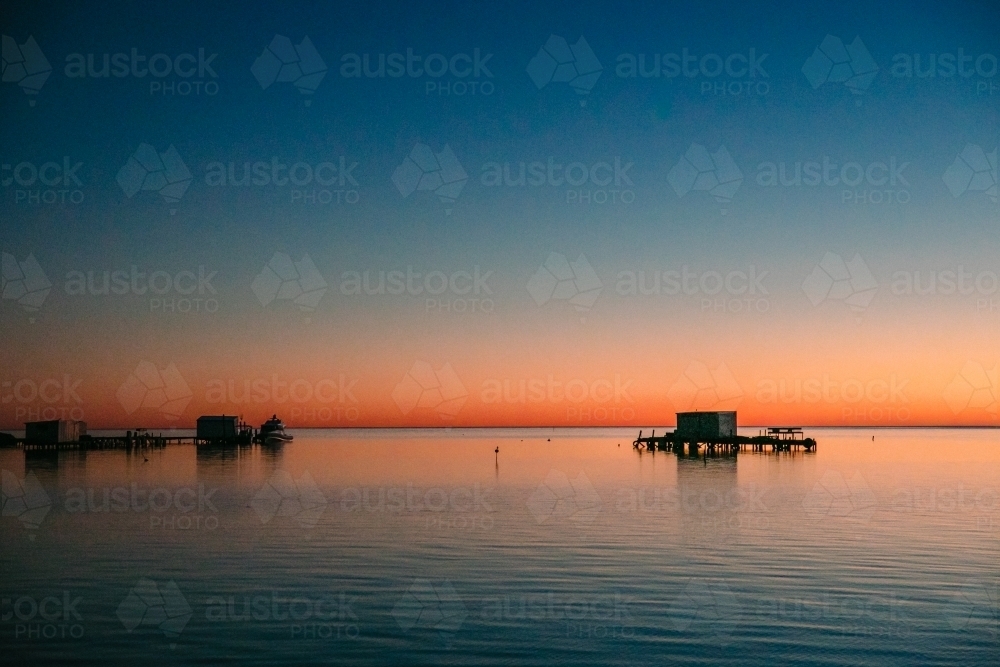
left=633, top=429, right=816, bottom=454
left=9, top=433, right=196, bottom=452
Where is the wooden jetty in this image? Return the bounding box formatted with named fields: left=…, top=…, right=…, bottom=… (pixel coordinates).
left=12, top=430, right=195, bottom=452
left=633, top=428, right=816, bottom=454
left=0, top=414, right=274, bottom=452
left=633, top=411, right=816, bottom=454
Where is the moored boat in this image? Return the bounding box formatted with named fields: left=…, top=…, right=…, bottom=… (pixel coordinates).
left=260, top=415, right=293, bottom=443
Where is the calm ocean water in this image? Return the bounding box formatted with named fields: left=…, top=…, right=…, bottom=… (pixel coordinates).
left=1, top=427, right=998, bottom=665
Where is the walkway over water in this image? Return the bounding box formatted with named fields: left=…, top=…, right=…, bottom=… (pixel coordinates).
left=633, top=428, right=816, bottom=454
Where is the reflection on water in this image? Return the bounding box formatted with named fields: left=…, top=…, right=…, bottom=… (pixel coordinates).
left=1, top=428, right=999, bottom=666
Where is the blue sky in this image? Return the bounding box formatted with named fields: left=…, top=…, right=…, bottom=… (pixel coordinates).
left=3, top=0, right=1000, bottom=427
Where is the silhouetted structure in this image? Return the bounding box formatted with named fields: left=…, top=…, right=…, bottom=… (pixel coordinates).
left=676, top=411, right=736, bottom=439
left=196, top=415, right=253, bottom=445
left=25, top=419, right=87, bottom=444
left=635, top=411, right=815, bottom=454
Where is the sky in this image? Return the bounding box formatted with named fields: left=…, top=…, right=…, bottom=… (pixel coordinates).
left=2, top=0, right=1000, bottom=429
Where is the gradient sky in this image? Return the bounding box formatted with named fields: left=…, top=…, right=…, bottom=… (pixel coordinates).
left=2, top=0, right=1000, bottom=428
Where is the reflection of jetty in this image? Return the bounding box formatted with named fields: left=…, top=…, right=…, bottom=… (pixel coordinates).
left=634, top=411, right=816, bottom=454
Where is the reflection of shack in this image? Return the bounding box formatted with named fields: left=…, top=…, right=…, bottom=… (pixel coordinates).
left=195, top=415, right=252, bottom=445
left=25, top=420, right=87, bottom=444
